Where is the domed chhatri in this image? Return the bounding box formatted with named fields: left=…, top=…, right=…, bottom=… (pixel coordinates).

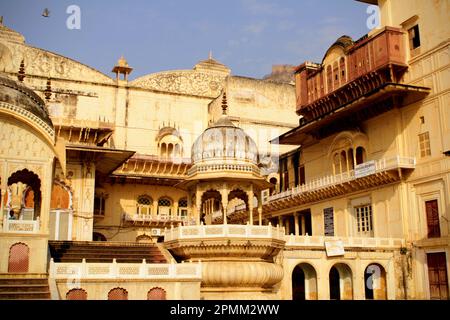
left=190, top=91, right=260, bottom=176
left=0, top=74, right=53, bottom=129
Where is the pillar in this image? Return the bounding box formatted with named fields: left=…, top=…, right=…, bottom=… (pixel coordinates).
left=152, top=201, right=158, bottom=217
left=257, top=191, right=263, bottom=226
left=220, top=190, right=228, bottom=225
left=247, top=189, right=254, bottom=226
left=195, top=188, right=202, bottom=225
left=173, top=201, right=178, bottom=218
left=285, top=216, right=290, bottom=235
left=294, top=213, right=299, bottom=236
left=301, top=214, right=306, bottom=235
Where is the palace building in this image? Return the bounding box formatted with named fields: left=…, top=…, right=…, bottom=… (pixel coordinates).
left=0, top=0, right=448, bottom=300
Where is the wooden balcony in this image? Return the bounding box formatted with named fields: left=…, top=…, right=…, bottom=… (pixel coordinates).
left=281, top=27, right=430, bottom=145
left=263, top=156, right=415, bottom=212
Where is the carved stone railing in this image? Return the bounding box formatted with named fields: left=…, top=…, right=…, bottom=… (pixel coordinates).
left=285, top=234, right=405, bottom=249
left=49, top=258, right=202, bottom=280
left=267, top=156, right=415, bottom=203
left=123, top=213, right=195, bottom=225
left=2, top=216, right=40, bottom=233
left=164, top=223, right=285, bottom=242
left=188, top=163, right=260, bottom=176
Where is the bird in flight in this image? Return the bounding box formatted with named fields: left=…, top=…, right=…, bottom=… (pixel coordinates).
left=42, top=8, right=50, bottom=18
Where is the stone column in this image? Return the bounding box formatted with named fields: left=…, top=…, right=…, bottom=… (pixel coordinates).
left=152, top=201, right=158, bottom=217
left=173, top=201, right=179, bottom=219
left=285, top=216, right=290, bottom=235
left=301, top=214, right=306, bottom=235
left=195, top=188, right=202, bottom=225
left=247, top=189, right=254, bottom=226
left=294, top=213, right=299, bottom=236
left=257, top=191, right=263, bottom=226
left=0, top=189, right=5, bottom=229
left=220, top=187, right=229, bottom=225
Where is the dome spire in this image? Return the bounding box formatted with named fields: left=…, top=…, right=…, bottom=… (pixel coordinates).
left=221, top=91, right=228, bottom=115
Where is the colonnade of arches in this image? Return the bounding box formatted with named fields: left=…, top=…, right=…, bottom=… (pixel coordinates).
left=292, top=262, right=388, bottom=300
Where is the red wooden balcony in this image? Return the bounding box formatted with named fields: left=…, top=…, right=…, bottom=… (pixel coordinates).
left=275, top=27, right=430, bottom=146
left=295, top=27, right=408, bottom=117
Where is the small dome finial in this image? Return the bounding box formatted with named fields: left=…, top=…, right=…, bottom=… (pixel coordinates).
left=17, top=59, right=25, bottom=82
left=209, top=50, right=213, bottom=60
left=221, top=91, right=228, bottom=115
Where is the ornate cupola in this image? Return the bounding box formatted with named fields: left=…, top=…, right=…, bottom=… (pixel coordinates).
left=112, top=56, right=133, bottom=81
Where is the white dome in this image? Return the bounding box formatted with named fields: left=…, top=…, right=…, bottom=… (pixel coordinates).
left=191, top=93, right=258, bottom=165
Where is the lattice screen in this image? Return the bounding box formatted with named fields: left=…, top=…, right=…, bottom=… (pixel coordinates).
left=147, top=287, right=166, bottom=300
left=66, top=289, right=87, bottom=300
left=108, top=288, right=128, bottom=300
left=8, top=243, right=29, bottom=273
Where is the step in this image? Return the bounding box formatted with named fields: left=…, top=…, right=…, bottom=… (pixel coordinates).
left=0, top=292, right=50, bottom=299
left=0, top=278, right=49, bottom=285
left=0, top=285, right=50, bottom=293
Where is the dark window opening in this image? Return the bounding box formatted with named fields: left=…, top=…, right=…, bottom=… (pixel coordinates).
left=425, top=200, right=440, bottom=238
left=408, top=25, right=421, bottom=49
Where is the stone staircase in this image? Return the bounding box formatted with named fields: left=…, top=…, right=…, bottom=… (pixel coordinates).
left=48, top=241, right=168, bottom=263
left=0, top=277, right=50, bottom=300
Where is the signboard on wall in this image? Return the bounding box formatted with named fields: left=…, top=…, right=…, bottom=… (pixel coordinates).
left=355, top=160, right=376, bottom=178
left=324, top=207, right=334, bottom=236
left=325, top=240, right=345, bottom=257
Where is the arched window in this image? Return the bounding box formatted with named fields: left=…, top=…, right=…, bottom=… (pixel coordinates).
left=158, top=198, right=172, bottom=216
left=340, top=57, right=346, bottom=83
left=160, top=143, right=167, bottom=157
left=66, top=288, right=87, bottom=300
left=178, top=198, right=188, bottom=218
left=8, top=243, right=29, bottom=273
left=356, top=146, right=366, bottom=165
left=147, top=287, right=167, bottom=300
left=108, top=288, right=128, bottom=300
left=157, top=127, right=183, bottom=159
left=326, top=65, right=332, bottom=93
left=137, top=195, right=152, bottom=216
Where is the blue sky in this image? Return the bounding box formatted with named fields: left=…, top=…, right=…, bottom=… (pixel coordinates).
left=0, top=0, right=372, bottom=79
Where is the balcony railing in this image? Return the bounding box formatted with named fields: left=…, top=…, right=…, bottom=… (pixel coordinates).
left=2, top=216, right=40, bottom=233
left=267, top=156, right=415, bottom=203
left=49, top=258, right=202, bottom=280
left=123, top=213, right=194, bottom=225
left=164, top=223, right=286, bottom=242
left=285, top=234, right=405, bottom=249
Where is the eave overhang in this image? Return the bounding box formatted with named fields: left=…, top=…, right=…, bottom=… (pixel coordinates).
left=273, top=83, right=430, bottom=146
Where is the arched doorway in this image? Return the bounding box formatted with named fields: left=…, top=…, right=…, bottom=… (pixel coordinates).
left=329, top=263, right=353, bottom=300
left=201, top=190, right=222, bottom=225
left=8, top=243, right=29, bottom=273
left=136, top=234, right=152, bottom=243
left=147, top=287, right=167, bottom=300
left=365, top=263, right=387, bottom=300
left=292, top=263, right=318, bottom=300
left=66, top=288, right=87, bottom=300
left=7, top=169, right=41, bottom=220
left=108, top=288, right=128, bottom=300
left=93, top=232, right=106, bottom=241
